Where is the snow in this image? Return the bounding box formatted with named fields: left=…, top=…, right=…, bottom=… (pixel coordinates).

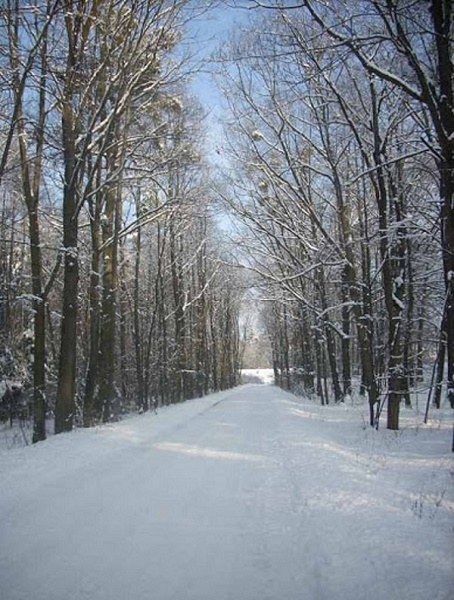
left=392, top=292, right=405, bottom=310
left=0, top=380, right=22, bottom=397
left=0, top=384, right=453, bottom=600
left=241, top=368, right=275, bottom=384
left=251, top=130, right=264, bottom=141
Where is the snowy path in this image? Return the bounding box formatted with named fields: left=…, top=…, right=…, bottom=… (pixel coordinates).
left=0, top=385, right=453, bottom=600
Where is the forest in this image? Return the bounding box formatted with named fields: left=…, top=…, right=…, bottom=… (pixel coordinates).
left=0, top=0, right=452, bottom=444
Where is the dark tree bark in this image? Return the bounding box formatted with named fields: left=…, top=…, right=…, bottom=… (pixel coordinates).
left=303, top=0, right=454, bottom=412
left=8, top=1, right=54, bottom=442
left=55, top=1, right=98, bottom=434
left=83, top=168, right=102, bottom=427
left=96, top=151, right=122, bottom=423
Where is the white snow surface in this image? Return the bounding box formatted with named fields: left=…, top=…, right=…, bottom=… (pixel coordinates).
left=1, top=384, right=453, bottom=600
left=240, top=368, right=275, bottom=384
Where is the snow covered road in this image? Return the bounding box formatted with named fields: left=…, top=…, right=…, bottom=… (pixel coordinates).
left=1, top=384, right=453, bottom=600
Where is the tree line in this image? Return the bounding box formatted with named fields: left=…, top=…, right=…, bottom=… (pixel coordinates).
left=0, top=0, right=242, bottom=443
left=218, top=0, right=452, bottom=430
left=1, top=0, right=452, bottom=443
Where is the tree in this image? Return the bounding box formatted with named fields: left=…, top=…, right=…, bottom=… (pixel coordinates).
left=55, top=0, right=191, bottom=432
left=217, top=6, right=442, bottom=428
left=4, top=0, right=62, bottom=441
left=0, top=0, right=251, bottom=441
left=295, top=0, right=454, bottom=409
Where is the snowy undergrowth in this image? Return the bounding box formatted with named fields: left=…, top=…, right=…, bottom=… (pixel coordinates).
left=293, top=394, right=453, bottom=522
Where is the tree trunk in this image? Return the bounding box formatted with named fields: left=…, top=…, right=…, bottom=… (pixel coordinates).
left=341, top=281, right=352, bottom=398
left=439, top=157, right=454, bottom=408
left=133, top=219, right=146, bottom=411
left=55, top=100, right=79, bottom=434
left=29, top=211, right=46, bottom=443
left=317, top=265, right=343, bottom=403
left=118, top=249, right=129, bottom=408
left=433, top=320, right=446, bottom=410
left=97, top=176, right=121, bottom=423
left=170, top=222, right=186, bottom=402
left=431, top=0, right=454, bottom=408
left=83, top=188, right=101, bottom=427
left=210, top=299, right=219, bottom=391
left=8, top=0, right=49, bottom=442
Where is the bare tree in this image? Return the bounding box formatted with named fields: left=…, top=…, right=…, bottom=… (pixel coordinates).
left=54, top=0, right=191, bottom=432
left=293, top=0, right=453, bottom=409
left=217, top=7, right=442, bottom=428
left=5, top=0, right=62, bottom=441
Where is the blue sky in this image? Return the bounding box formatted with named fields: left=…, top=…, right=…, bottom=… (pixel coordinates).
left=185, top=3, right=251, bottom=158
left=188, top=4, right=246, bottom=108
